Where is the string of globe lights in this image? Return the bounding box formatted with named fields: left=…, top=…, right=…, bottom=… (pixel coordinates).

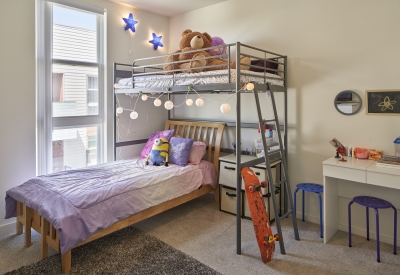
left=115, top=82, right=256, bottom=119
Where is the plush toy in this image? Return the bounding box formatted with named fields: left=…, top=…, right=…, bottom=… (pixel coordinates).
left=209, top=36, right=226, bottom=56
left=163, top=29, right=250, bottom=74
left=146, top=138, right=169, bottom=166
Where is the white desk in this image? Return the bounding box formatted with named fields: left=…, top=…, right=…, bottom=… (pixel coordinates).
left=323, top=157, right=400, bottom=244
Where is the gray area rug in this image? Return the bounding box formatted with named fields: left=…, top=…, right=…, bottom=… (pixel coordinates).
left=4, top=226, right=221, bottom=275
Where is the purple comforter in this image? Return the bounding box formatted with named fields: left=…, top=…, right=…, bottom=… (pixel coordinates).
left=5, top=158, right=214, bottom=254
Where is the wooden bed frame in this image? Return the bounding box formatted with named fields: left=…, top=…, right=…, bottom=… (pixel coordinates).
left=15, top=120, right=225, bottom=273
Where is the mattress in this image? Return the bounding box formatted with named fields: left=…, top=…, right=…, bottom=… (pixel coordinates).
left=5, top=158, right=216, bottom=254
left=116, top=69, right=283, bottom=89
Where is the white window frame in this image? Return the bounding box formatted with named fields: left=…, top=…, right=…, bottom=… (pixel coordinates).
left=36, top=0, right=106, bottom=175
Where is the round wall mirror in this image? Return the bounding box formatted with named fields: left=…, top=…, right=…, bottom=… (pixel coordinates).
left=334, top=90, right=362, bottom=115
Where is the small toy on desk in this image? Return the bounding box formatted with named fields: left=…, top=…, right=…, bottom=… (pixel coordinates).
left=355, top=148, right=369, bottom=159
left=146, top=138, right=169, bottom=166
left=232, top=141, right=243, bottom=155
left=394, top=137, right=400, bottom=162
left=368, top=149, right=382, bottom=161
left=329, top=138, right=347, bottom=162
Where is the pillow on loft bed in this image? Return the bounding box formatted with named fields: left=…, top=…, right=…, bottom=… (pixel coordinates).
left=140, top=130, right=175, bottom=159
left=249, top=59, right=278, bottom=74
left=118, top=77, right=132, bottom=87
left=168, top=137, right=194, bottom=166
left=188, top=141, right=207, bottom=165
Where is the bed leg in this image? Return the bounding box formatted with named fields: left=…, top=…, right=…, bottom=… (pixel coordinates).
left=62, top=250, right=72, bottom=273
left=40, top=216, right=49, bottom=259
left=214, top=185, right=220, bottom=204
left=16, top=221, right=23, bottom=235
left=16, top=202, right=23, bottom=235
left=23, top=205, right=32, bottom=247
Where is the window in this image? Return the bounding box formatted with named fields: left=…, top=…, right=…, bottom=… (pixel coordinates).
left=36, top=0, right=106, bottom=175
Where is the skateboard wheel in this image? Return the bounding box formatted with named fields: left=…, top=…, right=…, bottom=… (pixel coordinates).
left=260, top=181, right=267, bottom=188
left=263, top=241, right=268, bottom=247
left=274, top=234, right=280, bottom=241
left=249, top=186, right=254, bottom=193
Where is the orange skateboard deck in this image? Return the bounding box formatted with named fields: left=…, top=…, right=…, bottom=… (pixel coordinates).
left=242, top=167, right=279, bottom=263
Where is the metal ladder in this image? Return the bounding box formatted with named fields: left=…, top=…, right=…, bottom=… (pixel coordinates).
left=237, top=87, right=300, bottom=255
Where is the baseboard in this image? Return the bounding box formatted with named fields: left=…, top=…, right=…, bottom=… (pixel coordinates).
left=293, top=211, right=321, bottom=225
left=0, top=221, right=16, bottom=232
left=339, top=224, right=399, bottom=246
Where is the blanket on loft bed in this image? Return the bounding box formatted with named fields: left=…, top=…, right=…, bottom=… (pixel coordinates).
left=5, top=158, right=216, bottom=254
left=117, top=69, right=284, bottom=89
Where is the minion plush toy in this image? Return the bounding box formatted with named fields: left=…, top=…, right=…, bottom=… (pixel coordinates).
left=146, top=138, right=169, bottom=166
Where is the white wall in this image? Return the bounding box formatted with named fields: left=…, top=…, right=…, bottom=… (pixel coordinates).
left=169, top=0, right=400, bottom=228
left=0, top=0, right=169, bottom=227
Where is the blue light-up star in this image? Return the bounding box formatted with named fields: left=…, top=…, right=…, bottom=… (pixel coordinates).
left=149, top=33, right=163, bottom=50
left=123, top=13, right=138, bottom=32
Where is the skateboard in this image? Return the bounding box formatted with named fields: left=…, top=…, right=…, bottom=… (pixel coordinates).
left=242, top=167, right=279, bottom=263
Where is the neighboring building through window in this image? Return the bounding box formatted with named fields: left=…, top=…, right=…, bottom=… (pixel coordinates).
left=87, top=75, right=99, bottom=115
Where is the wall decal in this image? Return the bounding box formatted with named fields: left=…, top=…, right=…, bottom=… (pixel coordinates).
left=123, top=13, right=138, bottom=32
left=149, top=33, right=163, bottom=50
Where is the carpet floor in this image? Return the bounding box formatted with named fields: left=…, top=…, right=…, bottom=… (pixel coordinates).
left=3, top=226, right=221, bottom=275
left=1, top=193, right=400, bottom=275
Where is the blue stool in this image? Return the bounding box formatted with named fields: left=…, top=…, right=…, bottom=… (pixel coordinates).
left=294, top=183, right=324, bottom=238
left=348, top=196, right=397, bottom=262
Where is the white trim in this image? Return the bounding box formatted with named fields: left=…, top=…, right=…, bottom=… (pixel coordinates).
left=52, top=116, right=103, bottom=128
left=98, top=10, right=107, bottom=163
left=43, top=0, right=104, bottom=15
left=36, top=0, right=53, bottom=175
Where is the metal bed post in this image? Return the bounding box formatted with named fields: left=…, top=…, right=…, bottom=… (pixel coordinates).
left=235, top=42, right=242, bottom=255
left=113, top=62, right=117, bottom=161
left=283, top=56, right=288, bottom=213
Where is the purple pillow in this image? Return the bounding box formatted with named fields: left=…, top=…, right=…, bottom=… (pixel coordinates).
left=168, top=137, right=194, bottom=166
left=140, top=129, right=174, bottom=159
left=249, top=59, right=278, bottom=74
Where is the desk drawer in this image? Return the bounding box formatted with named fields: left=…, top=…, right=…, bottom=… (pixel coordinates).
left=220, top=185, right=241, bottom=215
left=367, top=171, right=400, bottom=189
left=323, top=164, right=366, bottom=183
left=219, top=163, right=275, bottom=195
left=244, top=189, right=280, bottom=222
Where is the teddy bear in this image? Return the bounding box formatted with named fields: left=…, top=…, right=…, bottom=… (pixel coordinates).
left=163, top=29, right=250, bottom=75
left=145, top=138, right=169, bottom=166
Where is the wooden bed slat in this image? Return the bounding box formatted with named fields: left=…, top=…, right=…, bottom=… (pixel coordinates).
left=207, top=129, right=214, bottom=163
left=196, top=127, right=202, bottom=141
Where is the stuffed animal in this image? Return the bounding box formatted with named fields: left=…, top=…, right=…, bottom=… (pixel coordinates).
left=209, top=36, right=226, bottom=56
left=163, top=29, right=250, bottom=74
left=146, top=138, right=169, bottom=166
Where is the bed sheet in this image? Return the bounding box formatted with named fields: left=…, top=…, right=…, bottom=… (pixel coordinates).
left=116, top=69, right=283, bottom=89
left=5, top=158, right=216, bottom=254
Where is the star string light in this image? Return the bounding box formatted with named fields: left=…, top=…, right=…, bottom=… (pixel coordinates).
left=149, top=33, right=163, bottom=50
left=123, top=13, right=138, bottom=32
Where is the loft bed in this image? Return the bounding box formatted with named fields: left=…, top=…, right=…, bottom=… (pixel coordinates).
left=113, top=42, right=290, bottom=257
left=5, top=119, right=224, bottom=273
left=113, top=42, right=287, bottom=155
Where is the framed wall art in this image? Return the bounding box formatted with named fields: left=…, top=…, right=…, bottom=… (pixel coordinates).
left=366, top=89, right=400, bottom=115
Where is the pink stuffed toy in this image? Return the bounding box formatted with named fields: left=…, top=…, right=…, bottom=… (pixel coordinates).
left=209, top=36, right=227, bottom=56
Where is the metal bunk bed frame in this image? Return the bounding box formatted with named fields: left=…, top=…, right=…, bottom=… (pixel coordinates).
left=113, top=42, right=299, bottom=256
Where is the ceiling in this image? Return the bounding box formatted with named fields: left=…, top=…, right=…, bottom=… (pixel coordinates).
left=112, top=0, right=228, bottom=17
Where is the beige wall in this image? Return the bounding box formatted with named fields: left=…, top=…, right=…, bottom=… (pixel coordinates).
left=169, top=0, right=400, bottom=223
left=0, top=0, right=168, bottom=227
